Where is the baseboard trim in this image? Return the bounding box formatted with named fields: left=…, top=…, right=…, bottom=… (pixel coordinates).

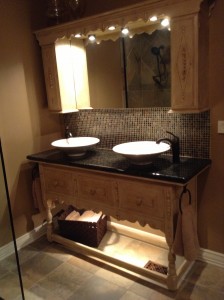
left=198, top=247, right=224, bottom=268
left=1, top=222, right=223, bottom=269
left=0, top=222, right=47, bottom=261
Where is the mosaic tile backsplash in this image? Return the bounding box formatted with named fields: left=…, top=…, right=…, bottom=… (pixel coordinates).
left=64, top=108, right=210, bottom=159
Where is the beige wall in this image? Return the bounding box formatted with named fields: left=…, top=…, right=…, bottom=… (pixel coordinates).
left=0, top=0, right=223, bottom=255
left=0, top=152, right=13, bottom=246
left=84, top=0, right=142, bottom=17
left=197, top=0, right=224, bottom=254
left=0, top=0, right=61, bottom=246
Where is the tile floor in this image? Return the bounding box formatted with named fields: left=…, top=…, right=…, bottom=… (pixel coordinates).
left=0, top=232, right=224, bottom=300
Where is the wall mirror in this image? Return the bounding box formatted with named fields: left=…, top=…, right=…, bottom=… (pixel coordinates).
left=86, top=27, right=171, bottom=108
left=36, top=0, right=209, bottom=113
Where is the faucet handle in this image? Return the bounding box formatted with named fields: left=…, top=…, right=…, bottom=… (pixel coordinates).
left=166, top=131, right=180, bottom=163
left=166, top=131, right=179, bottom=141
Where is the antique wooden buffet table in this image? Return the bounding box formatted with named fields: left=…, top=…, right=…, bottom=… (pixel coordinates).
left=27, top=149, right=211, bottom=290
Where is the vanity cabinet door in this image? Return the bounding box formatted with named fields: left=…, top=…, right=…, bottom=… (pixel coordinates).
left=40, top=166, right=77, bottom=205
left=171, top=9, right=209, bottom=112
left=41, top=45, right=62, bottom=111
left=39, top=37, right=90, bottom=113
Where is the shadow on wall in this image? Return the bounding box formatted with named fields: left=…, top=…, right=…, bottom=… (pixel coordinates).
left=9, top=162, right=38, bottom=239
left=196, top=168, right=210, bottom=248
left=83, top=0, right=145, bottom=18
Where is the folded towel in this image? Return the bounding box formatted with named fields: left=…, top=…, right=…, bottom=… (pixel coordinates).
left=65, top=210, right=80, bottom=221
left=77, top=210, right=95, bottom=221
left=78, top=210, right=102, bottom=222
left=173, top=211, right=184, bottom=256
left=182, top=205, right=200, bottom=261
left=59, top=208, right=103, bottom=223
left=32, top=177, right=45, bottom=212
left=173, top=204, right=200, bottom=261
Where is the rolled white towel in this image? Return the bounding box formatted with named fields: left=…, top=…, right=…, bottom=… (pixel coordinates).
left=78, top=210, right=102, bottom=222
left=65, top=210, right=80, bottom=221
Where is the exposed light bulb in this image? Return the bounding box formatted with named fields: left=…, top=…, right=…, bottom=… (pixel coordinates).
left=161, top=18, right=170, bottom=27
left=121, top=28, right=129, bottom=35
left=149, top=16, right=157, bottom=22
left=88, top=34, right=96, bottom=42
left=108, top=25, right=116, bottom=31
left=74, top=33, right=82, bottom=38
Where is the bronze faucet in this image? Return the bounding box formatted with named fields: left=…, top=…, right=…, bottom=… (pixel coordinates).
left=156, top=131, right=180, bottom=163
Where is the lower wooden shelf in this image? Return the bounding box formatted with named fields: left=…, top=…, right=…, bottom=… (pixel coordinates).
left=49, top=222, right=192, bottom=290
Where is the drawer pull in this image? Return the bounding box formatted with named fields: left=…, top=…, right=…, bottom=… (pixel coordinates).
left=53, top=180, right=59, bottom=187
left=136, top=197, right=143, bottom=206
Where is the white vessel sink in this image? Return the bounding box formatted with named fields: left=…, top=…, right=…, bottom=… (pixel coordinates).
left=51, top=137, right=100, bottom=158
left=112, top=141, right=170, bottom=165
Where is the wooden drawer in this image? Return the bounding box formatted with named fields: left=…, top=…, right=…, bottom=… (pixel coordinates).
left=118, top=180, right=167, bottom=219
left=42, top=167, right=76, bottom=196
left=76, top=173, right=117, bottom=209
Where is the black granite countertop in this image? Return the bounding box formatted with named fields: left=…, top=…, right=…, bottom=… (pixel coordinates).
left=27, top=148, right=211, bottom=185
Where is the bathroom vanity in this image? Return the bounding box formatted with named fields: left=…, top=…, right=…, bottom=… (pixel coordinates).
left=27, top=149, right=211, bottom=290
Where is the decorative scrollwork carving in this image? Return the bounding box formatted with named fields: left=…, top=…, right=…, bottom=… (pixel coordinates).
left=176, top=26, right=191, bottom=102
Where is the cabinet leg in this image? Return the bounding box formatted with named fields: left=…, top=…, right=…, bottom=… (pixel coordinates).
left=167, top=249, right=177, bottom=291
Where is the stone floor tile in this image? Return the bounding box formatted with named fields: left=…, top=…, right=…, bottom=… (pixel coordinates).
left=67, top=253, right=103, bottom=273
left=0, top=254, right=20, bottom=273
left=20, top=252, right=63, bottom=288
left=17, top=245, right=40, bottom=265
left=120, top=290, right=148, bottom=300
left=95, top=266, right=134, bottom=289
left=128, top=279, right=158, bottom=299
left=41, top=243, right=74, bottom=262
left=0, top=262, right=12, bottom=278
left=184, top=261, right=224, bottom=293
left=67, top=275, right=126, bottom=300
left=28, top=236, right=50, bottom=251
left=14, top=284, right=62, bottom=300
left=37, top=261, right=93, bottom=299
left=0, top=272, right=23, bottom=300
left=176, top=280, right=224, bottom=300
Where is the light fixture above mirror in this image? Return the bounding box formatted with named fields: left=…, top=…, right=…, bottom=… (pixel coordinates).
left=70, top=15, right=170, bottom=44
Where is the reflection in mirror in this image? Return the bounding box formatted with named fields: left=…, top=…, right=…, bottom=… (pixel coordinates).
left=123, top=28, right=171, bottom=108
left=86, top=28, right=170, bottom=109
left=86, top=39, right=125, bottom=108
